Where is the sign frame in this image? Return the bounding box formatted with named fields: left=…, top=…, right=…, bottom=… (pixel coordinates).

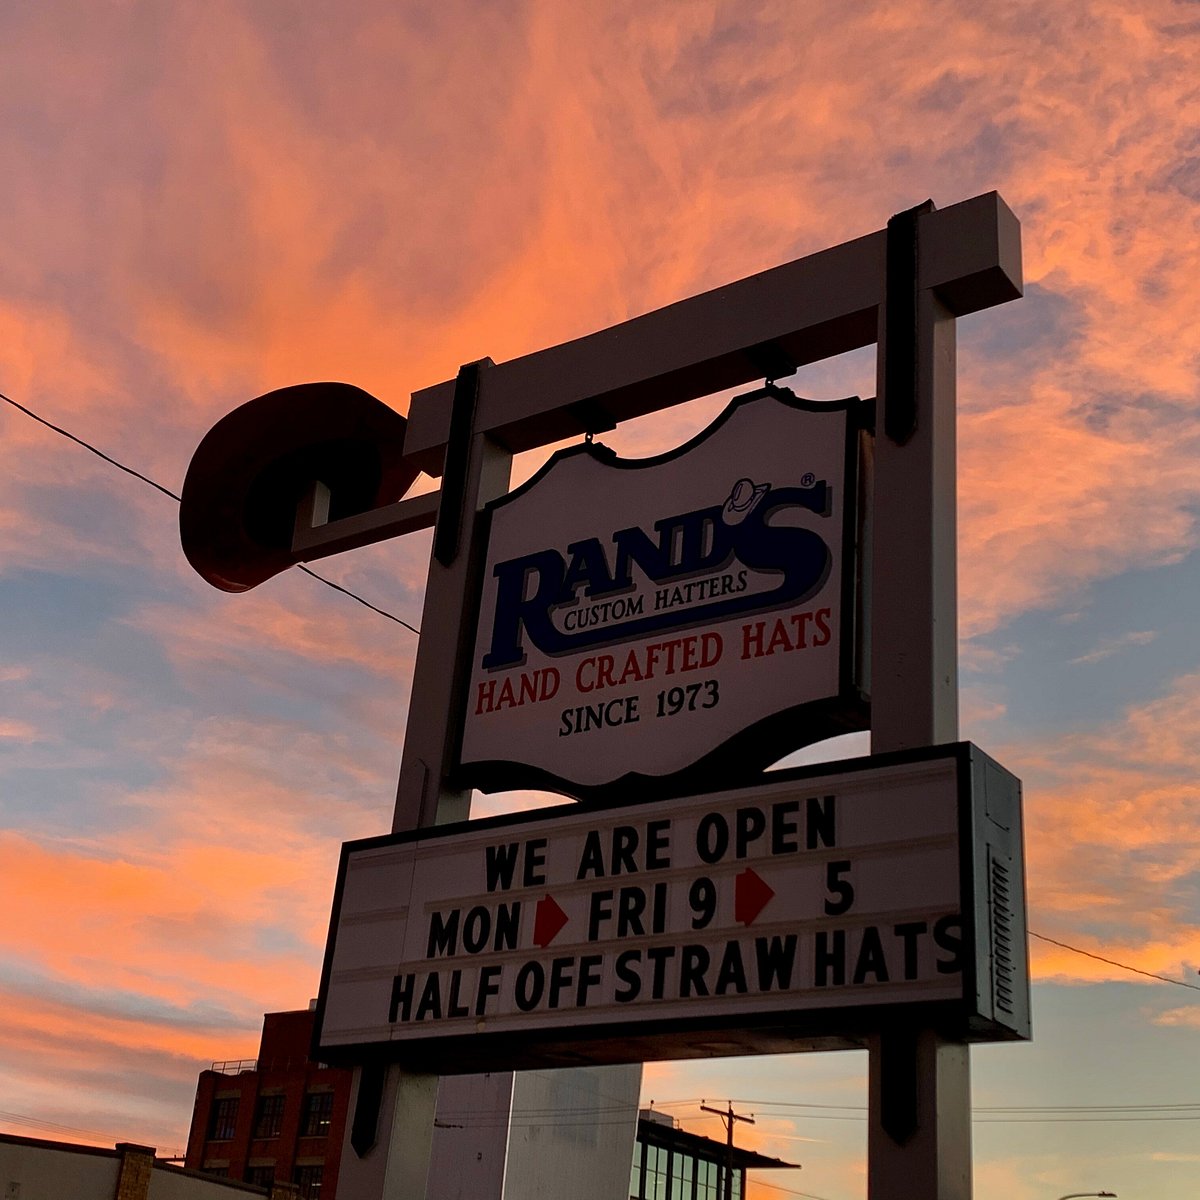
left=451, top=385, right=873, bottom=803
left=313, top=741, right=1028, bottom=1074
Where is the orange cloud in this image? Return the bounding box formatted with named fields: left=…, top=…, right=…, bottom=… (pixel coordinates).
left=1002, top=671, right=1200, bottom=981
left=0, top=717, right=40, bottom=743
left=5, top=4, right=1200, bottom=1184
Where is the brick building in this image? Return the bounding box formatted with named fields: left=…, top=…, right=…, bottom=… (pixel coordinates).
left=184, top=1007, right=350, bottom=1198
left=185, top=1007, right=798, bottom=1200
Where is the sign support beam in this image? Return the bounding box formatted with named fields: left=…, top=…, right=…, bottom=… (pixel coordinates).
left=395, top=374, right=513, bottom=832
left=867, top=205, right=970, bottom=1199
left=403, top=192, right=1019, bottom=475
left=320, top=190, right=1020, bottom=1200
left=339, top=365, right=649, bottom=1200
left=335, top=363, right=515, bottom=1200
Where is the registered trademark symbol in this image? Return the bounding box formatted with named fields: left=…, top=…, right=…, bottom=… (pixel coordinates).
left=801, top=472, right=815, bottom=487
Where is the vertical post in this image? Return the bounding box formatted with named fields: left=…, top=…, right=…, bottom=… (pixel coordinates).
left=867, top=204, right=970, bottom=1199
left=699, top=1102, right=753, bottom=1200
left=871, top=205, right=959, bottom=752
left=393, top=362, right=512, bottom=832
left=335, top=361, right=513, bottom=1200
left=337, top=1066, right=440, bottom=1200
left=113, top=1143, right=156, bottom=1200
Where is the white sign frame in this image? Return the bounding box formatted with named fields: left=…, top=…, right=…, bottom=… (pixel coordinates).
left=455, top=385, right=869, bottom=801
left=314, top=743, right=1028, bottom=1072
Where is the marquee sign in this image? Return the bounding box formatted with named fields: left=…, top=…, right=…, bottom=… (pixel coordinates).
left=456, top=387, right=869, bottom=799
left=313, top=743, right=1029, bottom=1072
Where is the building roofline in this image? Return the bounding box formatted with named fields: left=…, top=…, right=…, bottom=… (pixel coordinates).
left=636, top=1117, right=801, bottom=1171
left=0, top=1131, right=118, bottom=1158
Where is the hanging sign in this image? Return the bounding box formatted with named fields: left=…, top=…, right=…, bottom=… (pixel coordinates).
left=456, top=387, right=868, bottom=799
left=313, top=743, right=1029, bottom=1073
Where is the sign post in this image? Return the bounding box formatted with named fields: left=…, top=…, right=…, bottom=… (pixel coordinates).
left=181, top=191, right=1024, bottom=1200
left=336, top=362, right=522, bottom=1200
left=867, top=206, right=971, bottom=1196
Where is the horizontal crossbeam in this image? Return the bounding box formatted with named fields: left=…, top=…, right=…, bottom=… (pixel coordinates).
left=403, top=191, right=1020, bottom=474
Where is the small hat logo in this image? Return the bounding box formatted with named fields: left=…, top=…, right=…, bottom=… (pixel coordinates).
left=722, top=477, right=769, bottom=525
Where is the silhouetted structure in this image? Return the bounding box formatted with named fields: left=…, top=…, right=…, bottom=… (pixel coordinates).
left=0, top=1133, right=296, bottom=1199
left=184, top=1007, right=350, bottom=1198
left=184, top=1008, right=798, bottom=1200
left=630, top=1108, right=799, bottom=1200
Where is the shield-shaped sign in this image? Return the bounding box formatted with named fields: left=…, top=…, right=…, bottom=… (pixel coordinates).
left=456, top=387, right=869, bottom=799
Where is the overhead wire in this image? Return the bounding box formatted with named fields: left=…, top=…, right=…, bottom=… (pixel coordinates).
left=419, top=1093, right=1200, bottom=1128
left=0, top=388, right=420, bottom=633
left=1029, top=930, right=1200, bottom=990
left=5, top=386, right=1200, bottom=999
left=668, top=1097, right=1200, bottom=1126
left=0, top=389, right=183, bottom=502
left=295, top=564, right=419, bottom=633
left=0, top=1108, right=126, bottom=1145
left=753, top=1186, right=839, bottom=1200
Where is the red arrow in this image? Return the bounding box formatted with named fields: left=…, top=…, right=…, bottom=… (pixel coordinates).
left=533, top=894, right=569, bottom=947
left=735, top=867, right=775, bottom=926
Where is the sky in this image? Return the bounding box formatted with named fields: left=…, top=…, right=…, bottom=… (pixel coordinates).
left=1, top=1, right=1199, bottom=1197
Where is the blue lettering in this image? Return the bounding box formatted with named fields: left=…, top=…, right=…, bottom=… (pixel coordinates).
left=483, top=482, right=831, bottom=670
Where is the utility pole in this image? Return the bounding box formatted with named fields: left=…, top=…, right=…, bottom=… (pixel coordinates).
left=700, top=1102, right=755, bottom=1200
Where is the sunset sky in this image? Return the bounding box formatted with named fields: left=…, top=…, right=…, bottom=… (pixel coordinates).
left=2, top=2, right=1200, bottom=1198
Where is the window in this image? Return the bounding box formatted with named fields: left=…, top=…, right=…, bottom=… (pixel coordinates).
left=696, top=1158, right=718, bottom=1200
left=643, top=1144, right=669, bottom=1200
left=301, top=1090, right=334, bottom=1137
left=207, top=1097, right=239, bottom=1141
left=294, top=1163, right=324, bottom=1198
left=246, top=1165, right=275, bottom=1188
left=253, top=1094, right=285, bottom=1139
left=630, top=1142, right=644, bottom=1199
left=673, top=1151, right=694, bottom=1199
left=201, top=1165, right=229, bottom=1178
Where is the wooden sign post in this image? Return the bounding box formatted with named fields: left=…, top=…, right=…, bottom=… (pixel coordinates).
left=183, top=192, right=1023, bottom=1200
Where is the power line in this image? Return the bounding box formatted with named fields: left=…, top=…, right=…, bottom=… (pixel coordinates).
left=296, top=565, right=419, bottom=634
left=444, top=1094, right=1200, bottom=1129
left=736, top=1100, right=1200, bottom=1115
left=7, top=393, right=1200, bottom=991
left=1, top=389, right=182, bottom=501
left=753, top=1183, right=838, bottom=1200
left=1, top=388, right=419, bottom=632
left=974, top=1108, right=1200, bottom=1118
left=1029, top=931, right=1200, bottom=991
left=0, top=1108, right=124, bottom=1145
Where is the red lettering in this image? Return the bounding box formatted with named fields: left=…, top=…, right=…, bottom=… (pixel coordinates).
left=680, top=636, right=699, bottom=671
left=740, top=610, right=833, bottom=660
left=741, top=622, right=766, bottom=659
left=662, top=638, right=684, bottom=673
left=790, top=610, right=813, bottom=647
left=766, top=619, right=792, bottom=655
left=475, top=679, right=497, bottom=714
left=576, top=658, right=597, bottom=693
left=617, top=650, right=644, bottom=686
left=813, top=607, right=832, bottom=646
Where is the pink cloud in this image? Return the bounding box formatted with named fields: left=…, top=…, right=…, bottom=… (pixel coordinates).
left=4, top=5, right=1200, bottom=1181
left=0, top=717, right=40, bottom=743
left=1005, top=671, right=1200, bottom=981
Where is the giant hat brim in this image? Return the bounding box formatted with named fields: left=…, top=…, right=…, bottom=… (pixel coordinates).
left=180, top=382, right=418, bottom=593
